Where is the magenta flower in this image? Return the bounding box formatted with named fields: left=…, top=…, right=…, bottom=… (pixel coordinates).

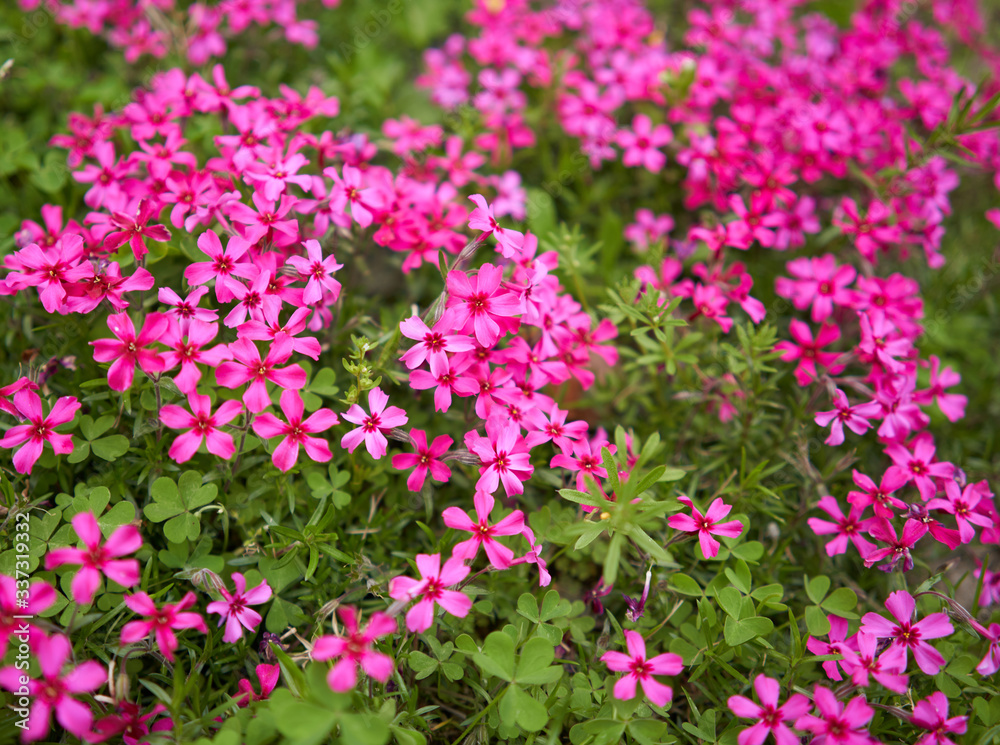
left=101, top=198, right=172, bottom=261
left=340, top=387, right=409, bottom=459
left=862, top=518, right=927, bottom=572
left=975, top=622, right=1000, bottom=675
left=914, top=356, right=966, bottom=422
left=312, top=606, right=397, bottom=692
left=668, top=495, right=744, bottom=558
left=774, top=320, right=844, bottom=387
left=884, top=433, right=953, bottom=501
left=215, top=337, right=308, bottom=413
left=443, top=491, right=525, bottom=569
left=601, top=630, right=683, bottom=707
left=94, top=701, right=171, bottom=744
left=90, top=312, right=170, bottom=392
left=550, top=437, right=611, bottom=492
left=253, top=389, right=339, bottom=471
left=727, top=674, right=811, bottom=745
left=206, top=573, right=272, bottom=643
left=860, top=590, right=953, bottom=674
left=119, top=591, right=208, bottom=661
left=0, top=633, right=105, bottom=742
left=911, top=692, right=967, bottom=745
left=159, top=394, right=243, bottom=463
left=45, top=511, right=141, bottom=605
left=794, top=687, right=873, bottom=745
left=184, top=230, right=256, bottom=303
left=388, top=553, right=471, bottom=633
left=398, top=314, right=475, bottom=370
left=0, top=390, right=79, bottom=475
left=160, top=319, right=232, bottom=394
left=927, top=479, right=995, bottom=544
left=814, top=389, right=882, bottom=446
left=0, top=577, right=55, bottom=656
left=464, top=416, right=534, bottom=497
left=467, top=194, right=524, bottom=258
left=846, top=469, right=908, bottom=520
left=445, top=263, right=523, bottom=348
left=5, top=235, right=90, bottom=313
left=838, top=630, right=909, bottom=693
left=391, top=429, right=453, bottom=491
left=285, top=239, right=344, bottom=305
left=617, top=114, right=672, bottom=172
left=235, top=663, right=280, bottom=707
left=806, top=496, right=875, bottom=557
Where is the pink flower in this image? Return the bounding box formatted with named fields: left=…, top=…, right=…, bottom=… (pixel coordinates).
left=159, top=394, right=243, bottom=463
left=975, top=622, right=1000, bottom=675
left=860, top=590, right=953, bottom=674
left=914, top=356, right=966, bottom=422
left=601, top=630, right=683, bottom=707
left=90, top=313, right=170, bottom=391
left=391, top=430, right=452, bottom=491
left=215, top=337, right=308, bottom=414
left=5, top=235, right=90, bottom=313
left=398, top=314, right=475, bottom=370
left=727, top=674, right=811, bottom=745
left=0, top=390, right=79, bottom=475
left=184, top=230, right=256, bottom=303
left=550, top=437, right=611, bottom=492
left=910, top=692, right=967, bottom=745
left=0, top=577, right=55, bottom=656
left=160, top=319, right=232, bottom=394
left=884, top=433, right=953, bottom=501
left=775, top=255, right=856, bottom=323
left=863, top=518, right=927, bottom=572
left=253, top=390, right=338, bottom=471
left=312, top=606, right=396, bottom=692
left=617, top=114, right=672, bottom=172
left=445, top=263, right=523, bottom=348
left=120, top=592, right=208, bottom=661
left=101, top=198, right=171, bottom=261
left=846, top=469, right=908, bottom=520
left=794, top=687, right=873, bottom=745
left=234, top=663, right=280, bottom=707
left=285, top=239, right=343, bottom=305
left=0, top=633, right=105, bottom=742
left=814, top=389, right=882, bottom=446
left=807, top=496, right=875, bottom=557
left=464, top=416, right=534, bottom=497
left=926, top=479, right=995, bottom=544
left=388, top=553, right=471, bottom=633
left=668, top=496, right=744, bottom=558
left=340, top=387, right=408, bottom=459
left=443, top=491, right=525, bottom=569
left=468, top=194, right=524, bottom=258
left=206, top=573, right=272, bottom=643
left=94, top=702, right=171, bottom=745
left=774, top=321, right=844, bottom=387
left=838, top=630, right=909, bottom=693
left=45, top=512, right=141, bottom=605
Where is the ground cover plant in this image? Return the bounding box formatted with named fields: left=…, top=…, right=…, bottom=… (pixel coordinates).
left=1, top=0, right=1000, bottom=743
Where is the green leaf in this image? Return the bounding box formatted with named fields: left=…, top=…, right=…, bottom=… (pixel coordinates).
left=805, top=605, right=831, bottom=636
left=627, top=526, right=669, bottom=563
left=91, top=435, right=130, bottom=460
left=805, top=576, right=831, bottom=605
left=724, top=616, right=773, bottom=647
left=508, top=684, right=548, bottom=731
left=603, top=532, right=623, bottom=586
left=516, top=637, right=559, bottom=685
left=539, top=590, right=571, bottom=622
left=339, top=714, right=390, bottom=745
left=724, top=559, right=752, bottom=594
left=716, top=587, right=742, bottom=619
left=517, top=593, right=539, bottom=623
left=473, top=631, right=515, bottom=682
left=670, top=573, right=703, bottom=597
left=821, top=588, right=859, bottom=618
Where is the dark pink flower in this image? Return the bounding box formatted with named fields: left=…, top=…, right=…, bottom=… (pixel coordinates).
left=910, top=692, right=967, bottom=745
left=807, top=496, right=875, bottom=557
left=0, top=577, right=55, bottom=656
left=340, top=387, right=409, bottom=459
left=235, top=664, right=280, bottom=707
left=774, top=321, right=844, bottom=386
left=159, top=394, right=243, bottom=463
left=184, top=230, right=256, bottom=303
left=0, top=390, right=79, bottom=475
left=312, top=606, right=396, bottom=692
left=391, top=430, right=452, bottom=491
left=215, top=337, right=307, bottom=414
left=838, top=630, right=909, bottom=693
left=601, top=630, right=683, bottom=707
left=464, top=416, right=534, bottom=497
left=45, top=512, right=141, bottom=605
left=814, top=389, right=881, bottom=446
left=443, top=491, right=525, bottom=569
left=727, top=673, right=811, bottom=745
left=794, top=687, right=873, bottom=745
left=206, top=573, right=271, bottom=643
left=863, top=518, right=927, bottom=572
left=860, top=590, right=953, bottom=674
left=101, top=198, right=171, bottom=261
left=445, top=263, right=523, bottom=348
left=388, top=553, right=471, bottom=633
left=398, top=314, right=474, bottom=370
left=668, top=496, right=744, bottom=558
left=0, top=633, right=105, bottom=742
left=468, top=194, right=524, bottom=257
left=285, top=239, right=343, bottom=306
left=90, top=313, right=169, bottom=392
left=253, top=390, right=338, bottom=471
left=120, top=591, right=208, bottom=661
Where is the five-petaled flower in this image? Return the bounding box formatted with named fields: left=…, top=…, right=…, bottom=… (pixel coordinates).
left=0, top=390, right=79, bottom=474
left=860, top=590, right=953, bottom=675
left=159, top=393, right=244, bottom=463
left=388, top=553, right=471, bottom=633
left=601, top=630, right=683, bottom=707
left=45, top=511, right=142, bottom=605
left=120, top=591, right=208, bottom=661
left=910, top=692, right=968, bottom=745
left=90, top=312, right=170, bottom=391
left=341, top=386, right=409, bottom=459
left=727, top=673, right=811, bottom=745
left=253, top=389, right=339, bottom=471
left=668, top=495, right=744, bottom=558
left=206, top=573, right=272, bottom=643
left=443, top=490, right=525, bottom=569
left=794, top=687, right=874, bottom=745
left=391, top=429, right=453, bottom=491
left=312, top=606, right=397, bottom=692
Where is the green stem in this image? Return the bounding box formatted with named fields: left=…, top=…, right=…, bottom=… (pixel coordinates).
left=448, top=686, right=508, bottom=745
